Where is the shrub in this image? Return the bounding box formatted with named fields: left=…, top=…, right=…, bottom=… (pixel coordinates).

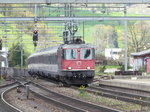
left=99, top=65, right=106, bottom=73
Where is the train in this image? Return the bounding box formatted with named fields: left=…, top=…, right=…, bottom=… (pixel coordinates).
left=28, top=40, right=95, bottom=85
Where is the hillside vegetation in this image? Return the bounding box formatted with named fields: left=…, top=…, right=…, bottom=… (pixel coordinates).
left=0, top=4, right=150, bottom=67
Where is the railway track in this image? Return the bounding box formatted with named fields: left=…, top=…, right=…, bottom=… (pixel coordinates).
left=30, top=78, right=150, bottom=111
left=0, top=81, right=17, bottom=89
left=0, top=81, right=22, bottom=112
left=98, top=84, right=150, bottom=96
left=79, top=85, right=150, bottom=106
left=28, top=81, right=121, bottom=112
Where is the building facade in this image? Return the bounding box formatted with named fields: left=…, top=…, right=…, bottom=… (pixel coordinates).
left=131, top=49, right=150, bottom=72
left=105, top=48, right=122, bottom=60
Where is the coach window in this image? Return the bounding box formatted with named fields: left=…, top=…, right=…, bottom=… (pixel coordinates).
left=65, top=49, right=77, bottom=60
left=81, top=49, right=92, bottom=60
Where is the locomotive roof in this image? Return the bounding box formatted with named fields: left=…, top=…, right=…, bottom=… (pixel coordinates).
left=28, top=43, right=94, bottom=59
left=28, top=46, right=59, bottom=59
left=62, top=43, right=94, bottom=49
left=39, top=46, right=59, bottom=52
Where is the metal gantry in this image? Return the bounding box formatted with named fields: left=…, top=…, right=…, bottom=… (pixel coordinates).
left=1, top=17, right=150, bottom=21
left=0, top=0, right=149, bottom=4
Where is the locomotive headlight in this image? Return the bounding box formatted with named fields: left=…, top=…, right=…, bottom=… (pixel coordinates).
left=68, top=67, right=72, bottom=70
left=87, top=67, right=91, bottom=69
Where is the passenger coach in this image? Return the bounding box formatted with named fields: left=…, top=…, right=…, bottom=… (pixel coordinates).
left=28, top=43, right=95, bottom=85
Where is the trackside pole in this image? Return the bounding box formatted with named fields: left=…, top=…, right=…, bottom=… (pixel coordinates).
left=26, top=85, right=29, bottom=99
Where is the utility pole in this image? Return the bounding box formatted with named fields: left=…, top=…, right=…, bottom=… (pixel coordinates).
left=20, top=25, right=23, bottom=68
left=83, top=21, right=85, bottom=42
left=21, top=45, right=23, bottom=68
left=34, top=4, right=38, bottom=22
left=69, top=4, right=72, bottom=41
left=34, top=4, right=38, bottom=52
left=124, top=5, right=128, bottom=71
left=3, top=23, right=8, bottom=67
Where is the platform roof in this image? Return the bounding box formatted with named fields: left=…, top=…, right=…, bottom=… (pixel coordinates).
left=131, top=49, right=150, bottom=57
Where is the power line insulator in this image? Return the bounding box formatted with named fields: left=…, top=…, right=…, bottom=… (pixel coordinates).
left=63, top=30, right=69, bottom=37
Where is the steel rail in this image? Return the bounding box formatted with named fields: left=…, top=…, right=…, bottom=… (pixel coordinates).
left=1, top=16, right=150, bottom=21
left=0, top=0, right=149, bottom=4
left=0, top=81, right=18, bottom=89
left=30, top=89, right=87, bottom=112
left=90, top=86, right=150, bottom=101
left=76, top=86, right=150, bottom=106
left=0, top=81, right=22, bottom=112
left=98, top=84, right=150, bottom=95
left=1, top=85, right=23, bottom=112
left=24, top=82, right=88, bottom=112
left=30, top=82, right=121, bottom=112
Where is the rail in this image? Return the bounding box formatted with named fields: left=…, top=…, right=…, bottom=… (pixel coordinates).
left=30, top=82, right=121, bottom=112
left=0, top=81, right=22, bottom=112
left=81, top=85, right=150, bottom=106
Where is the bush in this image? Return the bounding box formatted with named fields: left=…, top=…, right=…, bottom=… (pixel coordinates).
left=139, top=67, right=146, bottom=72
left=95, top=54, right=107, bottom=65
left=95, top=53, right=122, bottom=66
left=99, top=65, right=106, bottom=73
left=106, top=58, right=120, bottom=66
left=118, top=65, right=133, bottom=71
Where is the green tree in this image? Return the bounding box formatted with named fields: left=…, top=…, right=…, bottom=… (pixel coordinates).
left=128, top=21, right=150, bottom=52
left=8, top=43, right=29, bottom=67
left=93, top=24, right=117, bottom=54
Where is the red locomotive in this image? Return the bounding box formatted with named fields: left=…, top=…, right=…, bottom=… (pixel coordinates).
left=28, top=40, right=95, bottom=85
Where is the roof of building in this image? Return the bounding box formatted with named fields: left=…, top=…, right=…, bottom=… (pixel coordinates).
left=131, top=49, right=150, bottom=56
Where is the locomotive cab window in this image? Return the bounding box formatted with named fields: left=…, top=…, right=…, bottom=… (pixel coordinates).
left=64, top=49, right=77, bottom=60
left=81, top=49, right=93, bottom=60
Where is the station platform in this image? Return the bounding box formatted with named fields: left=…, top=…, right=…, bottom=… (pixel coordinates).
left=99, top=75, right=150, bottom=92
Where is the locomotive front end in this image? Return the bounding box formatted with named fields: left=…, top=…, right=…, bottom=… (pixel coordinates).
left=61, top=44, right=95, bottom=85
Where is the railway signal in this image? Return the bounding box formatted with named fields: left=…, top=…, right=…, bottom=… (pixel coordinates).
left=33, top=30, right=38, bottom=47
left=33, top=30, right=38, bottom=41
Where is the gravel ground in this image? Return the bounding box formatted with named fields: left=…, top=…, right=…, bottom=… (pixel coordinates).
left=36, top=79, right=150, bottom=112
left=5, top=87, right=69, bottom=112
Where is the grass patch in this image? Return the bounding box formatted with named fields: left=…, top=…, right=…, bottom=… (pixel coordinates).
left=95, top=65, right=120, bottom=71
left=105, top=65, right=121, bottom=69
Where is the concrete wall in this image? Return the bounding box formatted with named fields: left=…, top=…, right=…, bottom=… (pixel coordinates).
left=0, top=67, right=29, bottom=78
